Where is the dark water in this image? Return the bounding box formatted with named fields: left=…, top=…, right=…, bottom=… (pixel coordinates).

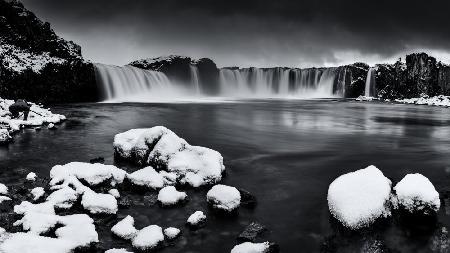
left=1, top=99, right=450, bottom=252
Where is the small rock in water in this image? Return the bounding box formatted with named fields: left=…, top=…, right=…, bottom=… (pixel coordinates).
left=105, top=249, right=133, bottom=253
left=239, top=188, right=257, bottom=208
left=118, top=196, right=132, bottom=208
left=157, top=186, right=187, bottom=206
left=231, top=241, right=280, bottom=253
left=207, top=184, right=241, bottom=213
left=30, top=187, right=45, bottom=201
left=0, top=129, right=12, bottom=145
left=186, top=211, right=207, bottom=230
left=47, top=123, right=57, bottom=130
left=237, top=222, right=267, bottom=242
left=89, top=157, right=105, bottom=164
left=26, top=172, right=37, bottom=181
left=164, top=227, right=181, bottom=240
left=131, top=225, right=164, bottom=251
left=111, top=215, right=138, bottom=240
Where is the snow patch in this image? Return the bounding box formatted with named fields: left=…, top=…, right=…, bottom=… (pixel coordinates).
left=207, top=184, right=241, bottom=212
left=157, top=186, right=187, bottom=206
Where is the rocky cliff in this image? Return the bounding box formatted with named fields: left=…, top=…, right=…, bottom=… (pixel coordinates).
left=0, top=0, right=98, bottom=103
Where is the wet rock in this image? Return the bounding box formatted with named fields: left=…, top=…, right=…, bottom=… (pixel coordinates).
left=90, top=157, right=105, bottom=164
left=237, top=222, right=267, bottom=242
left=238, top=188, right=257, bottom=208
left=117, top=196, right=132, bottom=209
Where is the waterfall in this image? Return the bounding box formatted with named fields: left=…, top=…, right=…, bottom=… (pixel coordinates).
left=219, top=67, right=340, bottom=98
left=95, top=63, right=183, bottom=102
left=364, top=67, right=376, bottom=97
left=190, top=65, right=200, bottom=94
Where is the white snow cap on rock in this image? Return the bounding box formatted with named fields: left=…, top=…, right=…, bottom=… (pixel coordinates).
left=0, top=129, right=12, bottom=143
left=114, top=126, right=225, bottom=187
left=105, top=249, right=134, bottom=253
left=26, top=172, right=37, bottom=181
left=81, top=189, right=118, bottom=214
left=0, top=196, right=11, bottom=203
left=164, top=227, right=181, bottom=239
left=231, top=242, right=271, bottom=253
left=187, top=211, right=206, bottom=226
left=111, top=215, right=138, bottom=240
left=0, top=183, right=8, bottom=195
left=131, top=225, right=164, bottom=251
left=109, top=188, right=120, bottom=198
left=207, top=184, right=241, bottom=212
left=158, top=186, right=187, bottom=206
left=394, top=173, right=440, bottom=213
left=31, top=187, right=45, bottom=201
left=327, top=165, right=392, bottom=229
left=127, top=166, right=165, bottom=190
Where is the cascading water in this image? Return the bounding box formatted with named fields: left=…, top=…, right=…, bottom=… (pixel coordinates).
left=189, top=65, right=201, bottom=94
left=219, top=67, right=340, bottom=98
left=364, top=67, right=376, bottom=97
left=95, top=63, right=185, bottom=102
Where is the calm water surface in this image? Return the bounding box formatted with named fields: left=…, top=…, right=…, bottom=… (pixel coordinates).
left=1, top=99, right=450, bottom=252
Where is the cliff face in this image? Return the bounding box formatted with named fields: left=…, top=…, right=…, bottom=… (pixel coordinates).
left=0, top=0, right=97, bottom=103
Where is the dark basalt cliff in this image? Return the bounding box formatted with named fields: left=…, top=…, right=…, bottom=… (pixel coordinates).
left=0, top=0, right=98, bottom=103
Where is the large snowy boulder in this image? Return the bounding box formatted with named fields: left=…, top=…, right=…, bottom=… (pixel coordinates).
left=114, top=126, right=225, bottom=187
left=327, top=165, right=393, bottom=229
left=394, top=173, right=440, bottom=214
left=207, top=184, right=241, bottom=212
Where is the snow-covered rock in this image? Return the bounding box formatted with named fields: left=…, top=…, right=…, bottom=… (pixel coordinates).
left=127, top=166, right=165, bottom=190
left=47, top=123, right=56, bottom=130
left=0, top=183, right=8, bottom=195
left=394, top=173, right=440, bottom=214
left=230, top=242, right=272, bottom=253
left=207, top=184, right=241, bottom=212
left=30, top=187, right=45, bottom=201
left=164, top=227, right=181, bottom=239
left=46, top=187, right=78, bottom=209
left=109, top=188, right=120, bottom=198
left=105, top=249, right=134, bottom=253
left=114, top=126, right=225, bottom=187
left=81, top=189, right=118, bottom=214
left=0, top=196, right=11, bottom=203
left=131, top=225, right=164, bottom=251
left=157, top=186, right=187, bottom=206
left=187, top=211, right=206, bottom=228
left=0, top=129, right=12, bottom=144
left=395, top=95, right=450, bottom=107
left=356, top=96, right=375, bottom=101
left=111, top=215, right=138, bottom=240
left=26, top=172, right=37, bottom=181
left=327, top=165, right=393, bottom=229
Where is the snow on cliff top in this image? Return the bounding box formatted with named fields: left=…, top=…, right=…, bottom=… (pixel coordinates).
left=327, top=165, right=392, bottom=229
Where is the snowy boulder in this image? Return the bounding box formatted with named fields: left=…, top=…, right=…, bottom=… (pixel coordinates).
left=0, top=183, right=8, bottom=195
left=109, top=189, right=120, bottom=198
left=47, top=123, right=57, bottom=130
left=46, top=187, right=78, bottom=209
left=131, top=225, right=164, bottom=251
left=207, top=184, right=241, bottom=212
left=186, top=211, right=206, bottom=229
left=114, top=126, right=225, bottom=187
left=157, top=186, right=187, bottom=206
left=0, top=129, right=12, bottom=144
left=26, top=172, right=37, bottom=181
left=105, top=249, right=134, bottom=253
left=111, top=215, right=138, bottom=240
left=127, top=166, right=165, bottom=190
left=164, top=227, right=181, bottom=240
left=81, top=189, right=118, bottom=214
left=394, top=173, right=440, bottom=214
left=31, top=187, right=45, bottom=201
left=231, top=242, right=279, bottom=253
left=327, top=165, right=393, bottom=229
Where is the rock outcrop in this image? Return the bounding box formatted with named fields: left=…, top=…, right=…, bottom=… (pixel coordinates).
left=0, top=0, right=98, bottom=103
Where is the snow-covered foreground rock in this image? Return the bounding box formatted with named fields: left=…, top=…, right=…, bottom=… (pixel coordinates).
left=328, top=166, right=442, bottom=230
left=187, top=211, right=207, bottom=229
left=114, top=126, right=225, bottom=187
left=157, top=186, right=187, bottom=206
left=394, top=173, right=440, bottom=214
left=395, top=95, right=450, bottom=107
left=327, top=166, right=393, bottom=229
left=230, top=242, right=273, bottom=253
left=207, top=184, right=241, bottom=212
left=0, top=97, right=66, bottom=137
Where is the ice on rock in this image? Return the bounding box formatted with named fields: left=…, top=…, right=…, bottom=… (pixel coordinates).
left=50, top=162, right=126, bottom=187
left=30, top=187, right=45, bottom=201
left=231, top=242, right=271, bottom=253
left=111, top=215, right=138, bottom=240
left=131, top=225, right=164, bottom=251
left=26, top=172, right=37, bottom=181
left=81, top=189, right=118, bottom=214
left=157, top=186, right=187, bottom=206
left=114, top=126, right=225, bottom=187
left=164, top=227, right=181, bottom=239
left=207, top=184, right=241, bottom=212
left=127, top=166, right=165, bottom=190
left=394, top=173, right=440, bottom=214
left=0, top=183, right=8, bottom=195
left=109, top=188, right=120, bottom=198
left=187, top=211, right=206, bottom=227
left=327, top=165, right=392, bottom=229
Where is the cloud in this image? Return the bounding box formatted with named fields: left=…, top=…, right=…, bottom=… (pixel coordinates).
left=21, top=0, right=450, bottom=67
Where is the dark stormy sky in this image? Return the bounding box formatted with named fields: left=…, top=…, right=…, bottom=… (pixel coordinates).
left=21, top=0, right=450, bottom=68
